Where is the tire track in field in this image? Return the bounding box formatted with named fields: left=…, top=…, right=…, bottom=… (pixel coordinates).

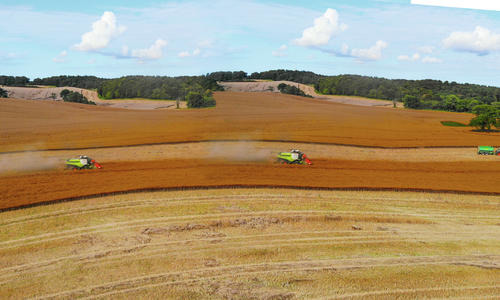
left=325, top=285, right=500, bottom=299
left=30, top=255, right=499, bottom=300
left=0, top=230, right=385, bottom=273
left=2, top=192, right=496, bottom=227
left=0, top=209, right=426, bottom=249
left=3, top=232, right=497, bottom=285
left=1, top=237, right=407, bottom=284
left=86, top=277, right=500, bottom=299
left=2, top=207, right=497, bottom=250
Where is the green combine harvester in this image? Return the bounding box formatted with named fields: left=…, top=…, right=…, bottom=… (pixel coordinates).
left=65, top=155, right=102, bottom=170
left=477, top=146, right=500, bottom=155
left=276, top=149, right=312, bottom=165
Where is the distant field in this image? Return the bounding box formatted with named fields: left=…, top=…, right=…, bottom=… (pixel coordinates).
left=0, top=189, right=498, bottom=299
left=1, top=91, right=498, bottom=152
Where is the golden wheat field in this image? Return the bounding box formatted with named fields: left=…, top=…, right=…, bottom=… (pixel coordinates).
left=0, top=91, right=499, bottom=298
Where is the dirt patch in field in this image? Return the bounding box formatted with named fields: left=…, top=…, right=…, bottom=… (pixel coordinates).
left=220, top=81, right=402, bottom=107
left=0, top=86, right=185, bottom=110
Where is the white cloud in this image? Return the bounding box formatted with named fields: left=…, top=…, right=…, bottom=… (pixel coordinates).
left=397, top=53, right=420, bottom=61
left=293, top=8, right=347, bottom=47
left=178, top=48, right=201, bottom=58
left=398, top=50, right=442, bottom=63
left=52, top=50, right=67, bottom=63
left=272, top=44, right=287, bottom=57
left=74, top=11, right=126, bottom=52
left=443, top=26, right=500, bottom=55
left=131, top=39, right=167, bottom=60
left=417, top=46, right=434, bottom=54
left=350, top=40, right=387, bottom=61
left=422, top=56, right=443, bottom=63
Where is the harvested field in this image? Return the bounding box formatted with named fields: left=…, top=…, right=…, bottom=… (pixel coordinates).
left=1, top=91, right=499, bottom=152
left=1, top=89, right=499, bottom=298
left=0, top=189, right=498, bottom=299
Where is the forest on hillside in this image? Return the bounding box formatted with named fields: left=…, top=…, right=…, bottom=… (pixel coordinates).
left=315, top=75, right=500, bottom=112
left=206, top=70, right=500, bottom=113
left=1, top=70, right=499, bottom=113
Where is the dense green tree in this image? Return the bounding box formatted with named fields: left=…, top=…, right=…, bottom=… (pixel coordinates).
left=0, top=87, right=7, bottom=97
left=277, top=83, right=311, bottom=98
left=60, top=89, right=71, bottom=98
left=403, top=95, right=420, bottom=109
left=469, top=105, right=499, bottom=131
left=60, top=89, right=95, bottom=105
left=186, top=91, right=216, bottom=108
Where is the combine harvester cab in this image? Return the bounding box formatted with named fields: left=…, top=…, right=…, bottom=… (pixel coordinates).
left=65, top=155, right=102, bottom=170
left=277, top=149, right=312, bottom=165
left=477, top=146, right=495, bottom=155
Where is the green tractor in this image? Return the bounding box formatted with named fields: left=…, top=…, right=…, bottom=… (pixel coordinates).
left=276, top=149, right=312, bottom=165
left=65, top=155, right=102, bottom=170
left=477, top=146, right=499, bottom=155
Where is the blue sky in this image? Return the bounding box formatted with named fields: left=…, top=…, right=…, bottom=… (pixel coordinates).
left=1, top=0, right=500, bottom=86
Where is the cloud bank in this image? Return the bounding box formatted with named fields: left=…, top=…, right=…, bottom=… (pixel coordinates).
left=443, top=26, right=500, bottom=55
left=74, top=11, right=126, bottom=52
left=131, top=39, right=168, bottom=60
left=294, top=8, right=347, bottom=47
left=350, top=40, right=388, bottom=61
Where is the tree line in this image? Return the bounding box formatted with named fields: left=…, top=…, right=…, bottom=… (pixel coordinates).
left=98, top=75, right=220, bottom=108
left=205, top=70, right=323, bottom=85
left=315, top=75, right=500, bottom=113
left=33, top=76, right=105, bottom=89
left=2, top=71, right=499, bottom=114
left=0, top=76, right=29, bottom=86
